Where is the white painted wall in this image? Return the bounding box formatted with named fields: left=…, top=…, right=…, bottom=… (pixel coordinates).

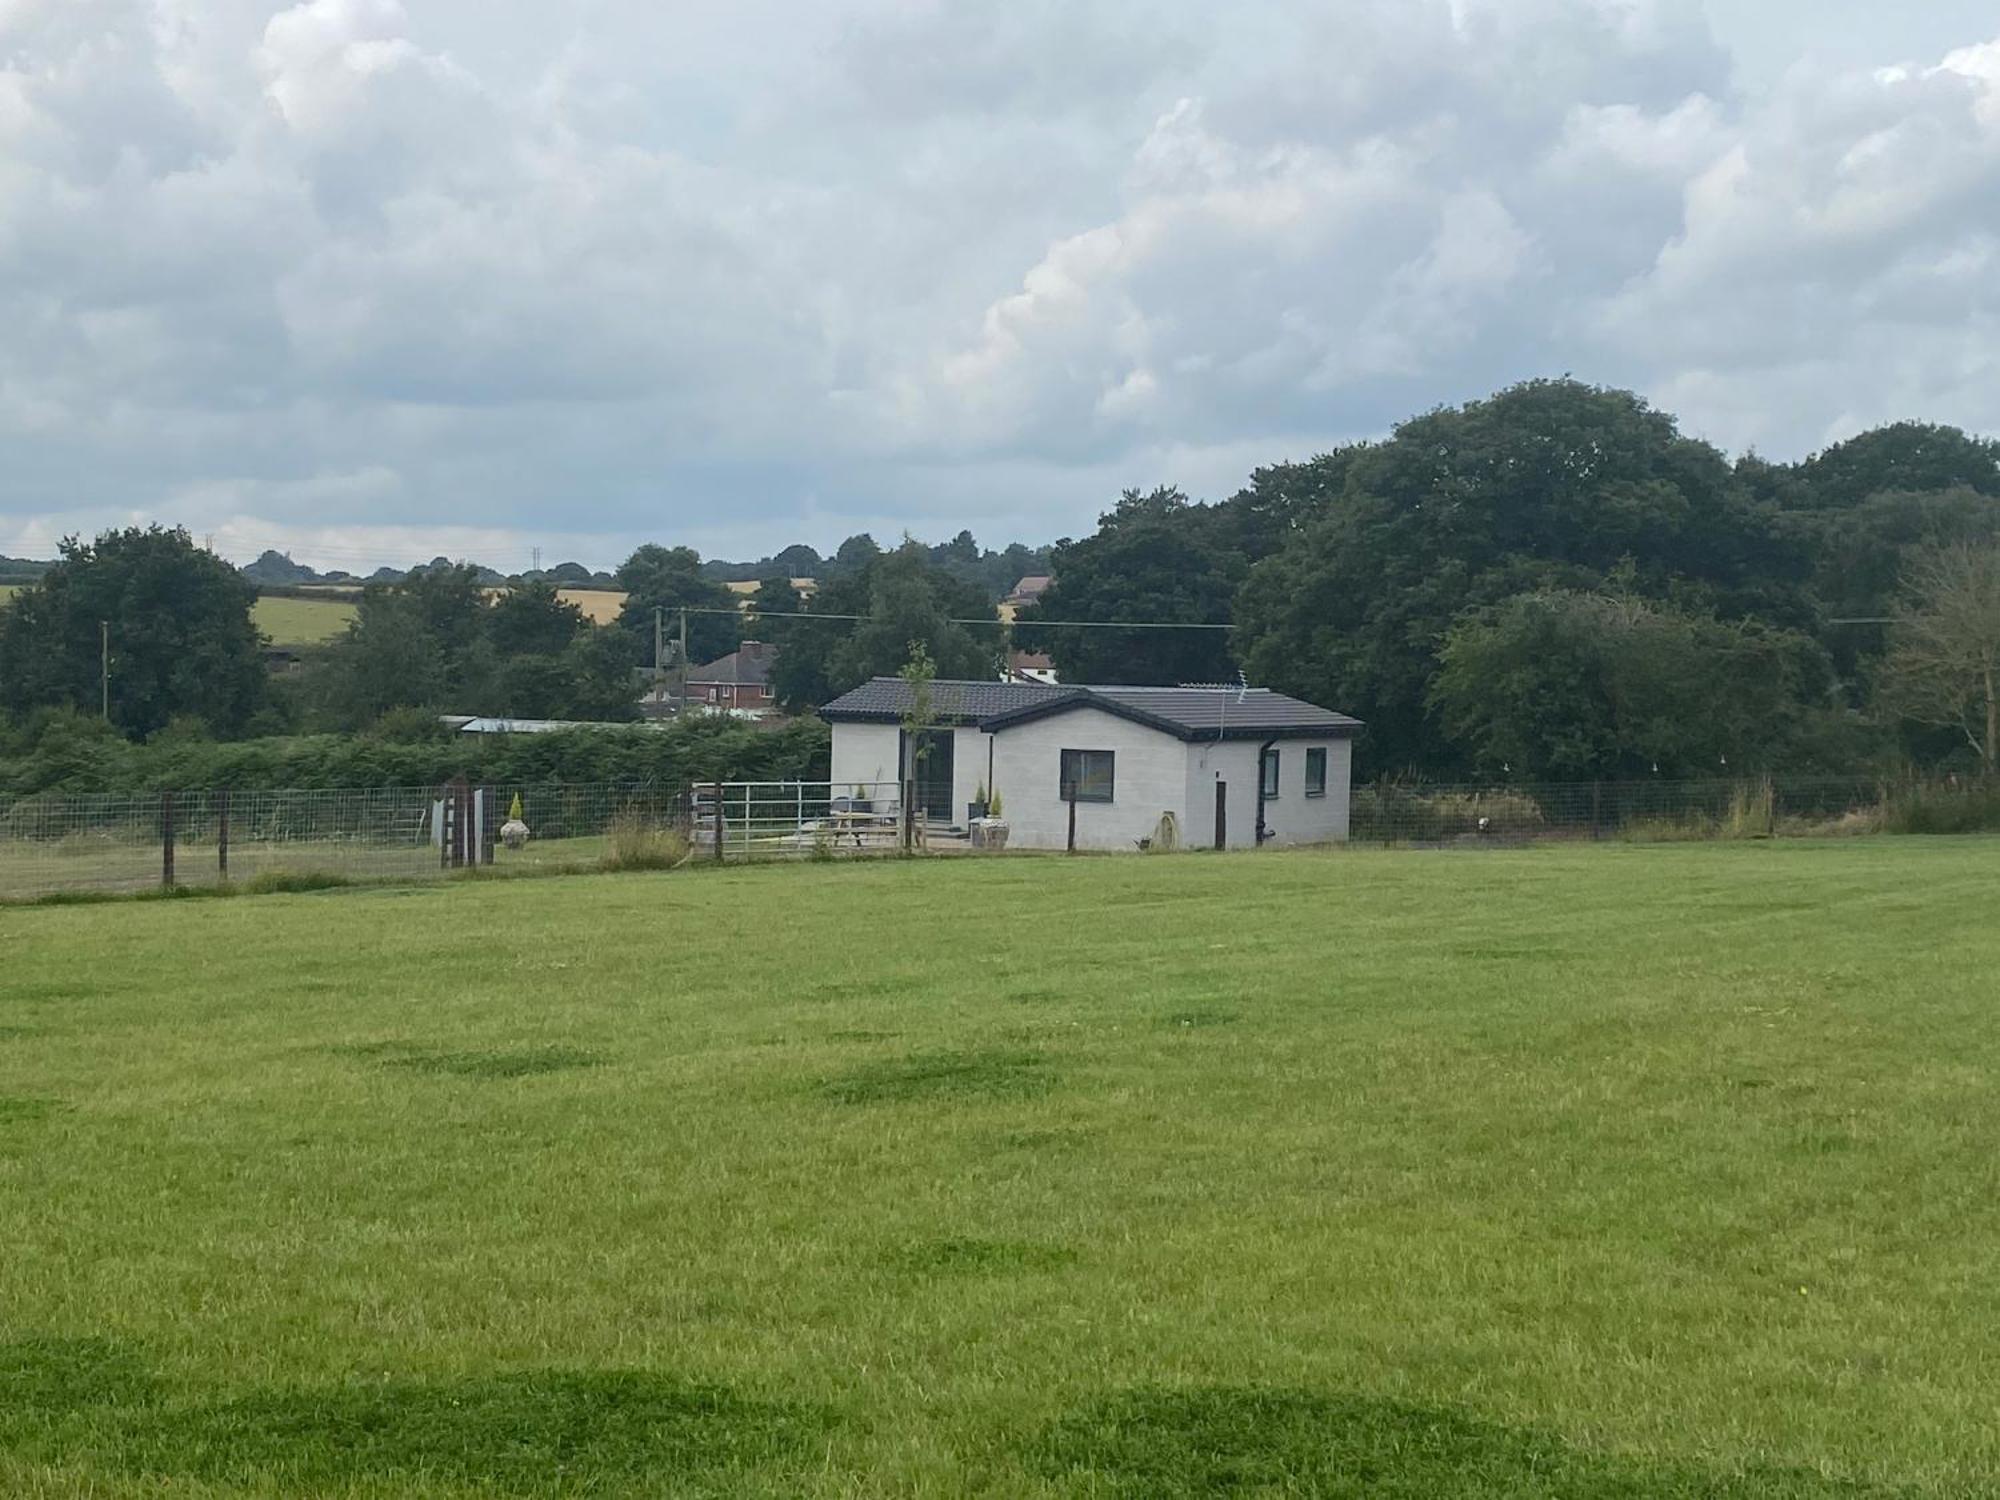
left=1182, top=740, right=1262, bottom=849
left=828, top=722, right=902, bottom=808
left=953, top=727, right=993, bottom=825
left=828, top=723, right=992, bottom=824
left=988, top=706, right=1191, bottom=851
left=1258, top=738, right=1353, bottom=845
left=836, top=717, right=1354, bottom=848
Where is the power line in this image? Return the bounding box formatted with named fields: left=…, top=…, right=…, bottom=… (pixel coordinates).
left=685, top=605, right=1234, bottom=632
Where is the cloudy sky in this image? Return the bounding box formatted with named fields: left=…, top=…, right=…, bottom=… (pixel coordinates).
left=2, top=0, right=1997, bottom=572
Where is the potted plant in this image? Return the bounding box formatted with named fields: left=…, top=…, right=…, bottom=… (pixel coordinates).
left=973, top=788, right=1009, bottom=851
left=968, top=779, right=990, bottom=824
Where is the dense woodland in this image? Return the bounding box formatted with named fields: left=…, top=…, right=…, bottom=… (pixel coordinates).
left=3, top=379, right=1998, bottom=791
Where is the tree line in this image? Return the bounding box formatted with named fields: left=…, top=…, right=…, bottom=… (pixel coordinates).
left=4, top=377, right=1997, bottom=783
left=1015, top=380, right=2000, bottom=780
left=0, top=526, right=1030, bottom=747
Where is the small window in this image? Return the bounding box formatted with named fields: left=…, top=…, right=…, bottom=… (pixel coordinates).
left=1059, top=749, right=1115, bottom=803
left=1261, top=747, right=1281, bottom=799
left=1306, top=747, right=1327, bottom=798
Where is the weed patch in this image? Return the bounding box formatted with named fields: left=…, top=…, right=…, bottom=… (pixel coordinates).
left=821, top=1048, right=1052, bottom=1105
left=1162, top=1009, right=1239, bottom=1029
left=1035, top=1387, right=1893, bottom=1498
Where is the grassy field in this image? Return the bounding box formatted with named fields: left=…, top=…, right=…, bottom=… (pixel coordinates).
left=252, top=594, right=357, bottom=645
left=3, top=841, right=1998, bottom=1496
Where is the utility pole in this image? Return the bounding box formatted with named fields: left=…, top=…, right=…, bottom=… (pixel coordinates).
left=531, top=545, right=541, bottom=575
left=679, top=607, right=690, bottom=715
left=100, top=621, right=110, bottom=722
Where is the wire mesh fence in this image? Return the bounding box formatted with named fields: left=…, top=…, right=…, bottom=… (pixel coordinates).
left=1347, top=776, right=1888, bottom=844
left=0, top=773, right=1958, bottom=901
left=0, top=783, right=693, bottom=901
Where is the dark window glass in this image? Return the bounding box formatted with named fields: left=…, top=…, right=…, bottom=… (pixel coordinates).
left=1306, top=747, right=1327, bottom=797
left=1261, top=747, right=1281, bottom=799
left=1059, top=749, right=1115, bottom=803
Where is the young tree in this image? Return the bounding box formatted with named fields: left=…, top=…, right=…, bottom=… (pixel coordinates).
left=0, top=526, right=266, bottom=737
left=1883, top=542, right=2000, bottom=772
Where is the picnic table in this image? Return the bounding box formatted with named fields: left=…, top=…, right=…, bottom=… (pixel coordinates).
left=824, top=809, right=900, bottom=849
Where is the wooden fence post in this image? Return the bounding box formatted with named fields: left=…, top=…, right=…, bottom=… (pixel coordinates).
left=712, top=783, right=726, bottom=863
left=160, top=791, right=176, bottom=889
left=901, top=779, right=915, bottom=854
left=1067, top=790, right=1077, bottom=854
left=217, top=788, right=230, bottom=878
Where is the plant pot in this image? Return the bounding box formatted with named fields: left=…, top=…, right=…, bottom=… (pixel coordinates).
left=967, top=800, right=989, bottom=824
left=971, top=818, right=1009, bottom=851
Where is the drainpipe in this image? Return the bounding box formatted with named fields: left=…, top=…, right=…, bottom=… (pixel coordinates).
left=1254, top=737, right=1277, bottom=846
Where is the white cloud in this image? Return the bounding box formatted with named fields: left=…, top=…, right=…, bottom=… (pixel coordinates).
left=0, top=1, right=1997, bottom=568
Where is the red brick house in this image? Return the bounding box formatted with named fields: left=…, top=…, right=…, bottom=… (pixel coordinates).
left=685, top=640, right=777, bottom=711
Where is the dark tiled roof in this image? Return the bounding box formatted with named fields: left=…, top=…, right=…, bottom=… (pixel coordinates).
left=819, top=678, right=1063, bottom=724
left=687, top=641, right=774, bottom=687
left=820, top=678, right=1361, bottom=740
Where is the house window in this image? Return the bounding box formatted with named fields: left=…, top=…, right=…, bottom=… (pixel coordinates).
left=1059, top=749, right=1115, bottom=803
left=1261, top=747, right=1281, bottom=799
left=1306, top=747, right=1327, bottom=798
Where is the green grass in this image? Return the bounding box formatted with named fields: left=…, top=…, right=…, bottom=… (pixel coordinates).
left=252, top=593, right=356, bottom=644
left=3, top=841, right=1998, bottom=1495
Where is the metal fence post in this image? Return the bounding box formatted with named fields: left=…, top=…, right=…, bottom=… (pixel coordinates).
left=712, top=783, right=725, bottom=863
left=217, top=788, right=230, bottom=878
left=901, top=779, right=915, bottom=854
left=160, top=791, right=176, bottom=889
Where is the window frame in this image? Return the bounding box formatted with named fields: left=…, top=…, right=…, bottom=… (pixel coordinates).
left=1059, top=748, right=1116, bottom=804
left=1305, top=746, right=1328, bottom=798
left=1261, top=746, right=1281, bottom=800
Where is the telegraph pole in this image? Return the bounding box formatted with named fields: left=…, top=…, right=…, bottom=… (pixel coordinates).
left=100, top=621, right=110, bottom=721
left=679, top=607, right=689, bottom=715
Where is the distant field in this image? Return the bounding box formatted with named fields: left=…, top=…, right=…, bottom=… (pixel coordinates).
left=253, top=593, right=356, bottom=644
left=0, top=583, right=19, bottom=603
left=556, top=587, right=626, bottom=623
left=3, top=840, right=1998, bottom=1495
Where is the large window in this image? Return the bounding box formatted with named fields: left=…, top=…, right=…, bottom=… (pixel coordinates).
left=1305, top=747, right=1327, bottom=798
left=1059, top=749, right=1116, bottom=803
left=1261, top=747, right=1281, bottom=799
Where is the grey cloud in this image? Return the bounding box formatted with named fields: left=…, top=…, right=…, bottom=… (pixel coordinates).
left=0, top=0, right=1996, bottom=569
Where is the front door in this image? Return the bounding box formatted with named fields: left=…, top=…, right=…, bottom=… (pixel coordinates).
left=901, top=729, right=956, bottom=823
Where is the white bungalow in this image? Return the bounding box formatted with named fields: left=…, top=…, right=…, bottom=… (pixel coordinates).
left=820, top=678, right=1362, bottom=851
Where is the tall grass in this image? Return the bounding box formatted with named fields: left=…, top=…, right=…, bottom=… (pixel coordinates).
left=1877, top=777, right=2000, bottom=835
left=599, top=810, right=691, bottom=872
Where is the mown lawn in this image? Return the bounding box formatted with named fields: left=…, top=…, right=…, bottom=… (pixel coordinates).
left=2, top=841, right=1997, bottom=1496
